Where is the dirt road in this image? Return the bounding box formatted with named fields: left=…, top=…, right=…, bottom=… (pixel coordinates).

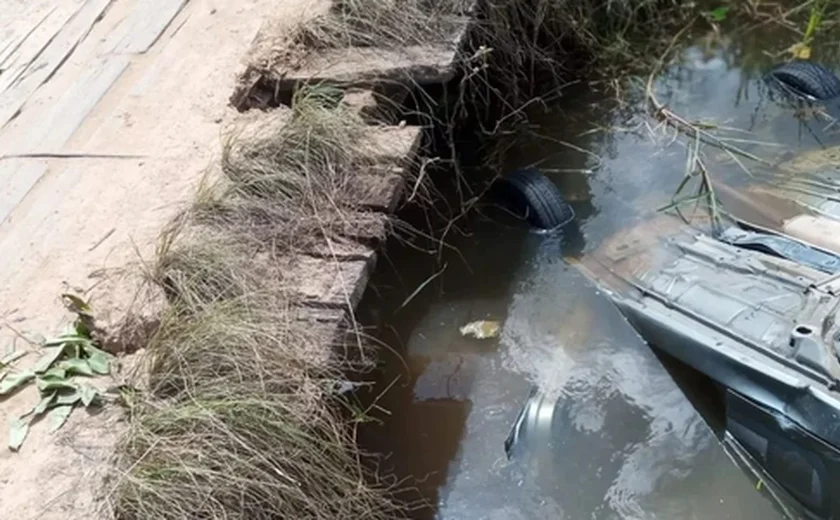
left=0, top=0, right=323, bottom=516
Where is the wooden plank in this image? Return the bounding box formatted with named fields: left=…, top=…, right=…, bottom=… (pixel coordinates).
left=25, top=55, right=130, bottom=151
left=0, top=161, right=47, bottom=226
left=0, top=55, right=129, bottom=225
left=292, top=306, right=347, bottom=324
left=341, top=87, right=406, bottom=123
left=0, top=6, right=63, bottom=85
left=338, top=212, right=390, bottom=243
left=356, top=170, right=405, bottom=212
left=271, top=44, right=458, bottom=90
left=365, top=125, right=424, bottom=164
left=292, top=256, right=374, bottom=309
left=0, top=0, right=114, bottom=129
left=98, top=0, right=188, bottom=54
left=305, top=239, right=377, bottom=261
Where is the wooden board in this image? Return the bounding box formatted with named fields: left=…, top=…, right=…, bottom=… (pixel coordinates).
left=22, top=55, right=130, bottom=151
left=305, top=239, right=377, bottom=261
left=292, top=255, right=374, bottom=309
left=365, top=125, right=424, bottom=164
left=0, top=0, right=114, bottom=129
left=0, top=55, right=129, bottom=225
left=273, top=44, right=458, bottom=89
left=356, top=170, right=405, bottom=212
left=98, top=0, right=188, bottom=54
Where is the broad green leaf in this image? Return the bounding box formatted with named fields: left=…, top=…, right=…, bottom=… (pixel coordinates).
left=58, top=358, right=94, bottom=377
left=83, top=345, right=112, bottom=375
left=0, top=350, right=27, bottom=367
left=0, top=371, right=35, bottom=395
left=36, top=375, right=78, bottom=393
left=8, top=417, right=30, bottom=451
left=48, top=405, right=74, bottom=432
left=34, top=392, right=56, bottom=415
left=55, top=391, right=82, bottom=407
left=43, top=335, right=92, bottom=347
left=709, top=6, right=729, bottom=21
left=42, top=367, right=68, bottom=380
left=33, top=346, right=67, bottom=373
left=80, top=385, right=99, bottom=407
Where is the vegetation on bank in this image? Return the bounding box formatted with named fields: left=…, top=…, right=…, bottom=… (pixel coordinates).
left=111, top=90, right=401, bottom=519
left=106, top=0, right=840, bottom=518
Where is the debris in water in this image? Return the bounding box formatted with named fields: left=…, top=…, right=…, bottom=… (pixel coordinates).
left=459, top=320, right=501, bottom=339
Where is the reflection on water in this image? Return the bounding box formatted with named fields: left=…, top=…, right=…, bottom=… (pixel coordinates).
left=356, top=19, right=840, bottom=520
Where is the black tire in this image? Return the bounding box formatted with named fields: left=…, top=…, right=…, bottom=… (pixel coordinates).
left=500, top=168, right=575, bottom=230
left=767, top=61, right=840, bottom=100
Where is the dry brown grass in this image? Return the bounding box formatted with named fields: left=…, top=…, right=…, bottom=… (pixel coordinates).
left=112, top=294, right=396, bottom=520
left=198, top=87, right=394, bottom=253
left=295, top=0, right=470, bottom=49
left=111, top=85, right=404, bottom=520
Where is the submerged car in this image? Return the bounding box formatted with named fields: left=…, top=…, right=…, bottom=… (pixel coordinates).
left=505, top=171, right=840, bottom=518
left=577, top=215, right=840, bottom=518
left=508, top=213, right=840, bottom=518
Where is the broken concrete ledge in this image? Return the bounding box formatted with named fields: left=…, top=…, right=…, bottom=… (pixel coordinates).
left=231, top=21, right=468, bottom=111
left=230, top=20, right=469, bottom=346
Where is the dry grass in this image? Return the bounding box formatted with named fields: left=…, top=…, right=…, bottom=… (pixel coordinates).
left=296, top=0, right=470, bottom=49
left=112, top=294, right=396, bottom=520
left=294, top=0, right=696, bottom=92
left=200, top=87, right=394, bottom=253
left=111, top=85, right=404, bottom=520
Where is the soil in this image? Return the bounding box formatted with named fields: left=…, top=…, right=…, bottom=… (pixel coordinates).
left=0, top=0, right=326, bottom=517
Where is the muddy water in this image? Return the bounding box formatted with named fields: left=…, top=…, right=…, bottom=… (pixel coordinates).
left=357, top=19, right=840, bottom=520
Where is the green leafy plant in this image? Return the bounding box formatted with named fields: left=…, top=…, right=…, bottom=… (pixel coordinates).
left=704, top=5, right=730, bottom=22
left=2, top=294, right=114, bottom=451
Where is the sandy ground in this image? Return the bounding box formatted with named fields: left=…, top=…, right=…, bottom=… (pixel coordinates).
left=0, top=0, right=325, bottom=517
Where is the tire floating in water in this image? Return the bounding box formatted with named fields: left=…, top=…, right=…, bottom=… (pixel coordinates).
left=767, top=60, right=840, bottom=100
left=499, top=168, right=575, bottom=231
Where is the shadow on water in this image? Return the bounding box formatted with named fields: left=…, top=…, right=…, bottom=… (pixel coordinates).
left=356, top=8, right=840, bottom=520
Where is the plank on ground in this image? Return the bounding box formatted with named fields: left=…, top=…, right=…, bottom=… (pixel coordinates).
left=0, top=55, right=129, bottom=225
left=305, top=238, right=377, bottom=262
left=0, top=0, right=114, bottom=129
left=98, top=0, right=188, bottom=54
left=355, top=170, right=405, bottom=212
left=292, top=255, right=374, bottom=309
left=365, top=125, right=424, bottom=165
left=273, top=44, right=459, bottom=89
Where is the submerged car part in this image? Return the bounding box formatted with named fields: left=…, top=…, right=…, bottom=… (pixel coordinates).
left=505, top=384, right=804, bottom=519
left=767, top=61, right=840, bottom=101
left=498, top=168, right=576, bottom=231
left=718, top=224, right=840, bottom=274
left=572, top=216, right=840, bottom=518
left=726, top=389, right=840, bottom=519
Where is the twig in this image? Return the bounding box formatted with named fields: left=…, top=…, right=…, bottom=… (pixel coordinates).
left=407, top=157, right=439, bottom=203
left=644, top=18, right=773, bottom=168
left=88, top=228, right=116, bottom=252
left=398, top=262, right=447, bottom=311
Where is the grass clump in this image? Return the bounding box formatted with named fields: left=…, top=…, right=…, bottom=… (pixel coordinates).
left=203, top=86, right=392, bottom=253
left=113, top=296, right=395, bottom=520
left=112, top=85, right=402, bottom=520
left=295, top=0, right=470, bottom=49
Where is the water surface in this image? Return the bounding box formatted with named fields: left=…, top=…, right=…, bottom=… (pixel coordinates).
left=356, top=15, right=840, bottom=520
